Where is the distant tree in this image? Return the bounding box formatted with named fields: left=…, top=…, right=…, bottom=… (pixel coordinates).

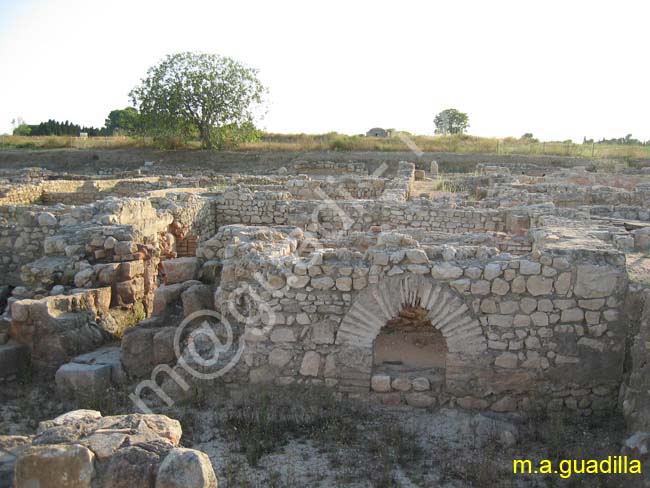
left=104, top=107, right=141, bottom=136
left=130, top=52, right=265, bottom=149
left=12, top=117, right=32, bottom=136
left=25, top=119, right=102, bottom=136
left=434, top=109, right=469, bottom=135
left=12, top=124, right=31, bottom=136
left=521, top=133, right=539, bottom=143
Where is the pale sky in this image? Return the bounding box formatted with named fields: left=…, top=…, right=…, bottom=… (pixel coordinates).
left=0, top=0, right=648, bottom=141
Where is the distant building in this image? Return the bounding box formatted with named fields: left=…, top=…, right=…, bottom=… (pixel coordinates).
left=366, top=128, right=391, bottom=138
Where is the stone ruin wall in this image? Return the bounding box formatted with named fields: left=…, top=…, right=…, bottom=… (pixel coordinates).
left=484, top=180, right=650, bottom=213
left=5, top=160, right=650, bottom=488
left=1, top=161, right=649, bottom=423
left=0, top=205, right=67, bottom=285
left=0, top=178, right=205, bottom=206
left=183, top=225, right=628, bottom=414
left=292, top=161, right=367, bottom=175
left=621, top=286, right=650, bottom=432
left=0, top=194, right=214, bottom=379
left=212, top=190, right=511, bottom=234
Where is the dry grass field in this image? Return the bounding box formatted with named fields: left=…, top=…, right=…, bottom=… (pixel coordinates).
left=2, top=132, right=649, bottom=160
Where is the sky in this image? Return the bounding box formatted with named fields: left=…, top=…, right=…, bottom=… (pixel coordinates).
left=0, top=0, right=648, bottom=141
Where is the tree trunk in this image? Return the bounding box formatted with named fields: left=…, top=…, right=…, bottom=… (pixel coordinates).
left=200, top=125, right=212, bottom=149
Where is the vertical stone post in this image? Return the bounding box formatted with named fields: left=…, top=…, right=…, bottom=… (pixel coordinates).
left=430, top=160, right=439, bottom=179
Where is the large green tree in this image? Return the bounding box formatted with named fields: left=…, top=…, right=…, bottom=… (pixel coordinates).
left=130, top=52, right=265, bottom=149
left=434, top=108, right=469, bottom=135
left=104, top=107, right=141, bottom=136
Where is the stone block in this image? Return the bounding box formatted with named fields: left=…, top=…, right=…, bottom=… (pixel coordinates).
left=269, top=348, right=293, bottom=369
left=432, top=263, right=463, bottom=280
left=574, top=265, right=623, bottom=299
left=311, top=276, right=334, bottom=290
left=71, top=346, right=127, bottom=384
left=310, top=320, right=337, bottom=344
left=405, top=392, right=435, bottom=408
left=37, top=212, right=58, bottom=227
left=405, top=249, right=429, bottom=264
left=526, top=276, right=553, bottom=296
left=0, top=343, right=30, bottom=379
left=494, top=352, right=518, bottom=369
left=391, top=377, right=412, bottom=392
left=519, top=260, right=541, bottom=275
left=491, top=396, right=518, bottom=412
left=97, top=263, right=120, bottom=285
left=153, top=282, right=200, bottom=316
left=163, top=258, right=199, bottom=285
left=457, top=396, right=490, bottom=410
left=119, top=260, right=145, bottom=281
left=270, top=327, right=296, bottom=343
left=121, top=327, right=156, bottom=377
left=299, top=351, right=321, bottom=376
left=287, top=275, right=310, bottom=288
left=114, top=241, right=138, bottom=256
left=381, top=393, right=402, bottom=405
left=491, top=278, right=509, bottom=295
left=153, top=328, right=177, bottom=365
left=412, top=377, right=430, bottom=391
left=14, top=444, right=95, bottom=488
left=371, top=374, right=392, bottom=392
left=55, top=362, right=112, bottom=401
left=115, top=278, right=145, bottom=304
left=335, top=277, right=352, bottom=291
left=156, top=448, right=218, bottom=488
left=181, top=284, right=213, bottom=317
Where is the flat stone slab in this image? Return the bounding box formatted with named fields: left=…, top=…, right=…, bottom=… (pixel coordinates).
left=71, top=346, right=126, bottom=384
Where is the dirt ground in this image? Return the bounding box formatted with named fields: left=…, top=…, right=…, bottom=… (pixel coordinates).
left=0, top=381, right=631, bottom=488
left=0, top=149, right=614, bottom=176
left=409, top=179, right=464, bottom=200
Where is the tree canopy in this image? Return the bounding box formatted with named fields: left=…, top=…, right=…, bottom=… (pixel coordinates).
left=17, top=119, right=104, bottom=136
left=434, top=108, right=469, bottom=135
left=11, top=118, right=31, bottom=136
left=130, top=52, right=265, bottom=149
left=104, top=107, right=141, bottom=136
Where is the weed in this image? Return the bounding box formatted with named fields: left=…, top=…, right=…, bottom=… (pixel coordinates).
left=83, top=385, right=131, bottom=416
left=222, top=456, right=255, bottom=487
left=219, top=385, right=366, bottom=466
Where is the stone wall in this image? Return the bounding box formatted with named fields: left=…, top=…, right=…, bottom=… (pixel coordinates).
left=285, top=177, right=386, bottom=200
left=293, top=161, right=367, bottom=175
left=162, top=224, right=630, bottom=414
left=0, top=207, right=65, bottom=285
left=212, top=192, right=517, bottom=236
left=9, top=287, right=112, bottom=372
left=0, top=183, right=44, bottom=205
left=1, top=193, right=218, bottom=287
left=485, top=182, right=650, bottom=209
left=583, top=205, right=650, bottom=222
left=0, top=176, right=209, bottom=207
left=622, top=287, right=650, bottom=431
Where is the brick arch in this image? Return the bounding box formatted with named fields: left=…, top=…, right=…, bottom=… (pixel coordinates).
left=335, top=274, right=486, bottom=356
